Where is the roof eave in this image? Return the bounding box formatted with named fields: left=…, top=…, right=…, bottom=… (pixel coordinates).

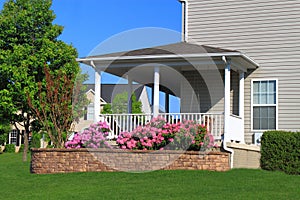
left=240, top=54, right=260, bottom=68
left=76, top=52, right=259, bottom=69
left=77, top=52, right=243, bottom=63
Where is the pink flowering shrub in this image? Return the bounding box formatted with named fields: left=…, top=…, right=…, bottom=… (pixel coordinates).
left=168, top=120, right=198, bottom=150
left=117, top=117, right=169, bottom=150
left=64, top=133, right=83, bottom=149
left=65, top=121, right=111, bottom=149
left=188, top=124, right=215, bottom=151
left=116, top=117, right=216, bottom=151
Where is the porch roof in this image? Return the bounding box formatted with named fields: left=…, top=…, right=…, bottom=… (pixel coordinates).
left=77, top=42, right=259, bottom=70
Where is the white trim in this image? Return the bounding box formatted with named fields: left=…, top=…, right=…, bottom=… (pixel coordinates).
left=239, top=72, right=245, bottom=143
left=185, top=0, right=189, bottom=42
left=251, top=78, right=278, bottom=132
left=223, top=60, right=231, bottom=142
left=77, top=52, right=259, bottom=67
left=241, top=54, right=260, bottom=68
left=77, top=52, right=244, bottom=62
left=94, top=69, right=101, bottom=123
left=239, top=72, right=245, bottom=119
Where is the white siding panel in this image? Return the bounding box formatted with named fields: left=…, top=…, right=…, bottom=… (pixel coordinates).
left=186, top=0, right=300, bottom=143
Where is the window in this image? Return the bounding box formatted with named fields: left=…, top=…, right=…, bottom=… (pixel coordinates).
left=252, top=80, right=277, bottom=130
left=9, top=130, right=18, bottom=145
left=84, top=103, right=94, bottom=121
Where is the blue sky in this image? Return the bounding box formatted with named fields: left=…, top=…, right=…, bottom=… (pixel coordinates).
left=51, top=0, right=182, bottom=57
left=0, top=0, right=182, bottom=112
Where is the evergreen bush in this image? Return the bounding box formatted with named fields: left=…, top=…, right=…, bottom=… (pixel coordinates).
left=261, top=131, right=300, bottom=175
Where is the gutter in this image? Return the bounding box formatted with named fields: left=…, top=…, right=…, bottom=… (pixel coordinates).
left=76, top=52, right=250, bottom=63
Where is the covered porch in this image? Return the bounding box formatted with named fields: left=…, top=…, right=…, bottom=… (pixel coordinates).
left=77, top=42, right=259, bottom=142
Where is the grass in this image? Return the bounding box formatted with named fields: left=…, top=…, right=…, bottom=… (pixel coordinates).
left=0, top=153, right=299, bottom=200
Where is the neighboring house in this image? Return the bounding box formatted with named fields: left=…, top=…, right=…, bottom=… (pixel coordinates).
left=77, top=0, right=300, bottom=145
left=6, top=111, right=31, bottom=149
left=73, top=84, right=151, bottom=132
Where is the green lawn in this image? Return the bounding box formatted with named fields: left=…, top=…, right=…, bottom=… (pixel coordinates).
left=0, top=153, right=299, bottom=200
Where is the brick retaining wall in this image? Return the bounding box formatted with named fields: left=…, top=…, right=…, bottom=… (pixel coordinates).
left=31, top=148, right=230, bottom=174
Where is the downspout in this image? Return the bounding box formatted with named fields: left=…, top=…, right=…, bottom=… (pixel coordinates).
left=222, top=56, right=234, bottom=169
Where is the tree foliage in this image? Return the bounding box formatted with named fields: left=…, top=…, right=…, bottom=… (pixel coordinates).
left=102, top=91, right=142, bottom=114
left=27, top=66, right=85, bottom=148
left=0, top=122, right=10, bottom=146
left=0, top=0, right=87, bottom=154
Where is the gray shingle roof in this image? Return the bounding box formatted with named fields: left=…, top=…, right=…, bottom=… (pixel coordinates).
left=86, top=42, right=239, bottom=59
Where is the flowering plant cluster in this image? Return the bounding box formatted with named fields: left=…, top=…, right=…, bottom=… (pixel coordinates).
left=116, top=117, right=216, bottom=151
left=64, top=133, right=83, bottom=149
left=65, top=121, right=111, bottom=149
left=117, top=117, right=170, bottom=150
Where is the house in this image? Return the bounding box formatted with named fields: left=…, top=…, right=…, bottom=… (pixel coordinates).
left=77, top=0, right=300, bottom=146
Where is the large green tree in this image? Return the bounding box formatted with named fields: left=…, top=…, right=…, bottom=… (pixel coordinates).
left=0, top=0, right=83, bottom=160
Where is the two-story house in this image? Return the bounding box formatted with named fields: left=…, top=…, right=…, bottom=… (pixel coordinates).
left=77, top=0, right=300, bottom=146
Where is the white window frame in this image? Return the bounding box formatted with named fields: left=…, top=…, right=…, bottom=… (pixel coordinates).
left=86, top=103, right=94, bottom=121
left=9, top=130, right=18, bottom=145
left=251, top=79, right=278, bottom=132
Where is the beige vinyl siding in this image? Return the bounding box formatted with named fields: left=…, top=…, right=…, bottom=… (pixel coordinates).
left=181, top=70, right=239, bottom=116
left=186, top=0, right=300, bottom=143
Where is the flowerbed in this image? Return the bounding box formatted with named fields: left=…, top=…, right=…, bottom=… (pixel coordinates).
left=66, top=117, right=217, bottom=152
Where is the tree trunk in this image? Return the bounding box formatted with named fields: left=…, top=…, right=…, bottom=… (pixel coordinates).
left=22, top=131, right=28, bottom=162
left=22, top=122, right=30, bottom=162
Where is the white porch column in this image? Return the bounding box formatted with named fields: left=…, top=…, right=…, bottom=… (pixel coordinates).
left=224, top=60, right=231, bottom=142
left=127, top=75, right=132, bottom=113
left=239, top=71, right=245, bottom=143
left=153, top=66, right=160, bottom=117
left=94, top=69, right=101, bottom=123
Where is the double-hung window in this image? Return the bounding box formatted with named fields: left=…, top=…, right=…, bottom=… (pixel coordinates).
left=252, top=80, right=277, bottom=130
left=9, top=130, right=18, bottom=145
left=84, top=103, right=94, bottom=121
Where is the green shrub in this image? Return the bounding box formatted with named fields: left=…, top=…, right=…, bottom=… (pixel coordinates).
left=29, top=132, right=42, bottom=149
left=0, top=133, right=7, bottom=146
left=261, top=131, right=300, bottom=175
left=18, top=144, right=24, bottom=153
left=47, top=144, right=54, bottom=148
left=4, top=144, right=16, bottom=153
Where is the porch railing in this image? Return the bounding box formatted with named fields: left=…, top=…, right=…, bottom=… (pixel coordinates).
left=158, top=113, right=223, bottom=140
left=99, top=113, right=152, bottom=139
left=100, top=113, right=223, bottom=140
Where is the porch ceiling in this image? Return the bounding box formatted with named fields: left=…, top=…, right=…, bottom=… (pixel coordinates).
left=77, top=42, right=259, bottom=96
